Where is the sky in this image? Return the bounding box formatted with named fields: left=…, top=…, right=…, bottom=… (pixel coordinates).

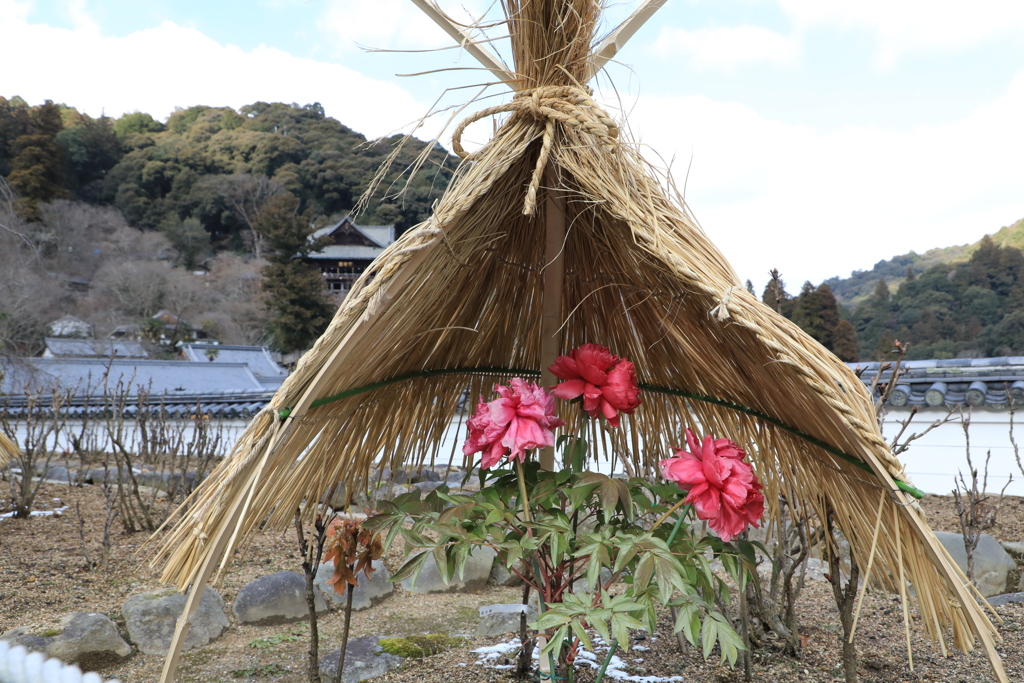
left=2, top=0, right=1023, bottom=290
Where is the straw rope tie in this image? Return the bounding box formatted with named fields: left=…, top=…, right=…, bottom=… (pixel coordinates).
left=451, top=85, right=619, bottom=215
left=710, top=285, right=743, bottom=321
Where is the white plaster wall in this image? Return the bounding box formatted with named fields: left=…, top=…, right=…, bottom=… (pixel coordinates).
left=882, top=408, right=1024, bottom=496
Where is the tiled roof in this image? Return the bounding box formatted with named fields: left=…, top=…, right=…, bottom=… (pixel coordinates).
left=43, top=337, right=149, bottom=359
left=179, top=344, right=287, bottom=390
left=849, top=357, right=1024, bottom=408
left=1, top=357, right=267, bottom=398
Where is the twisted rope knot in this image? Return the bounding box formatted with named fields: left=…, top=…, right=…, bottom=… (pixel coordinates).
left=711, top=285, right=743, bottom=321
left=451, top=85, right=619, bottom=215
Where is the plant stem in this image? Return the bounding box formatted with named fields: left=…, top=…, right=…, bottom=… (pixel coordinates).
left=332, top=580, right=355, bottom=683
left=515, top=459, right=531, bottom=522
left=651, top=498, right=690, bottom=532
left=594, top=640, right=617, bottom=683
left=666, top=507, right=689, bottom=546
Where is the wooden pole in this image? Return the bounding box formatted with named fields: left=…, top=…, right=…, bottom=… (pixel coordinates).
left=538, top=164, right=565, bottom=472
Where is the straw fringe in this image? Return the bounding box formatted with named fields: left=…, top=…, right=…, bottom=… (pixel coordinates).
left=0, top=431, right=17, bottom=468
left=150, top=2, right=1006, bottom=680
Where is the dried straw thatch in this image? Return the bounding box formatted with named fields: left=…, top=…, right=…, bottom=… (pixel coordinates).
left=152, top=2, right=1006, bottom=681
left=0, top=431, right=16, bottom=468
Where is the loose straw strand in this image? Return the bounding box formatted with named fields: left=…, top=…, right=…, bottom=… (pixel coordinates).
left=895, top=503, right=914, bottom=671
left=849, top=489, right=887, bottom=642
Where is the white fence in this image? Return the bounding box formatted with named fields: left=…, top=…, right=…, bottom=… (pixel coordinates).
left=0, top=643, right=117, bottom=683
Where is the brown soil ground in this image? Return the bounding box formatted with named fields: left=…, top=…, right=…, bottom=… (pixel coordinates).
left=2, top=481, right=1024, bottom=683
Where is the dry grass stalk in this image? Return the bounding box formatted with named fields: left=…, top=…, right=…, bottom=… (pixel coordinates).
left=0, top=430, right=17, bottom=468
left=150, top=2, right=1005, bottom=681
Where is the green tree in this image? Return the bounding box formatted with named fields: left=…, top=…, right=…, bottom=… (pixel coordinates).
left=984, top=311, right=1024, bottom=356
left=761, top=270, right=793, bottom=317
left=832, top=320, right=860, bottom=361
left=114, top=111, right=165, bottom=139
left=7, top=100, right=67, bottom=216
left=791, top=281, right=825, bottom=343
left=258, top=193, right=333, bottom=353
left=56, top=112, right=121, bottom=199
left=872, top=331, right=895, bottom=361
left=161, top=215, right=211, bottom=270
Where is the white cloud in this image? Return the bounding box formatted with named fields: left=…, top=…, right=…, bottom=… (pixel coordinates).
left=0, top=0, right=30, bottom=21
left=317, top=0, right=490, bottom=54
left=0, top=13, right=428, bottom=140
left=653, top=25, right=800, bottom=70
left=616, top=74, right=1024, bottom=287
left=778, top=0, right=1024, bottom=66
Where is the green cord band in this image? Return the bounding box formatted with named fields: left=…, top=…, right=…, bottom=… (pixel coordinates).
left=275, top=366, right=923, bottom=499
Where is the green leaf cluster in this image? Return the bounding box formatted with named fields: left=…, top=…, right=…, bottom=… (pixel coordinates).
left=364, top=461, right=756, bottom=668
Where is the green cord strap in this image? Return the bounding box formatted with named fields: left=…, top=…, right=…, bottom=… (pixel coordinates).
left=275, top=366, right=923, bottom=499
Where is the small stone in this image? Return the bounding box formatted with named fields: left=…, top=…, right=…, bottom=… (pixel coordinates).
left=319, top=636, right=404, bottom=682
left=475, top=603, right=539, bottom=636
left=571, top=568, right=613, bottom=594
left=46, top=612, right=131, bottom=667
left=489, top=559, right=526, bottom=587
left=1000, top=541, right=1024, bottom=560
left=986, top=592, right=1024, bottom=607
left=935, top=531, right=1017, bottom=597
left=401, top=546, right=497, bottom=594
left=315, top=560, right=393, bottom=611
left=122, top=587, right=228, bottom=656
left=43, top=466, right=74, bottom=483
left=233, top=571, right=327, bottom=625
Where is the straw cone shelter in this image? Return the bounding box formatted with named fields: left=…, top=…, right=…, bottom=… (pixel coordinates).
left=0, top=432, right=16, bottom=468
left=153, top=2, right=1007, bottom=681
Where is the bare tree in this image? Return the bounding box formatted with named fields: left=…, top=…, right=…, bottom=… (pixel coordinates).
left=220, top=173, right=284, bottom=260
left=0, top=389, right=70, bottom=518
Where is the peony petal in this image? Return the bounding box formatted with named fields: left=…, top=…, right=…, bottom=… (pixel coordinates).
left=549, top=355, right=580, bottom=381
left=553, top=379, right=587, bottom=400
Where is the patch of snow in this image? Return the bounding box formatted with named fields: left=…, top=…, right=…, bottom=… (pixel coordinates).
left=0, top=506, right=68, bottom=521
left=471, top=633, right=683, bottom=682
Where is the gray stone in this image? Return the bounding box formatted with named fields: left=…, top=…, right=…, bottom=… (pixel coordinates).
left=0, top=614, right=130, bottom=667
left=122, top=587, right=228, bottom=655
left=412, top=480, right=444, bottom=492
left=1001, top=542, right=1024, bottom=559
left=446, top=470, right=470, bottom=487
left=489, top=559, right=526, bottom=587
left=392, top=467, right=441, bottom=484
left=315, top=560, right=393, bottom=611
left=935, top=531, right=1017, bottom=597
left=46, top=612, right=131, bottom=667
left=571, top=568, right=614, bottom=594
left=0, top=627, right=50, bottom=654
left=318, top=636, right=404, bottom=682
left=233, top=571, right=327, bottom=625
left=43, top=466, right=74, bottom=483
left=321, top=483, right=348, bottom=509
left=475, top=603, right=539, bottom=636
left=401, top=546, right=497, bottom=594
left=987, top=592, right=1024, bottom=607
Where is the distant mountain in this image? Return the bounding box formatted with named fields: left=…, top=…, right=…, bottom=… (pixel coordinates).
left=825, top=217, right=1024, bottom=310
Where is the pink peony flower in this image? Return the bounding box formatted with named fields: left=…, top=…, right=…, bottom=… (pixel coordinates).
left=463, top=378, right=565, bottom=469
left=659, top=428, right=764, bottom=542
left=548, top=344, right=641, bottom=427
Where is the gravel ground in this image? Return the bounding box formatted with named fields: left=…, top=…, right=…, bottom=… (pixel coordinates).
left=2, top=481, right=1024, bottom=683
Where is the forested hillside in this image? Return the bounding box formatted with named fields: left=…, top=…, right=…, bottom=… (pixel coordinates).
left=0, top=96, right=458, bottom=354
left=767, top=222, right=1024, bottom=362
left=824, top=218, right=1024, bottom=309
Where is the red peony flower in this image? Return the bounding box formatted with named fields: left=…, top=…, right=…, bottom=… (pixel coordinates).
left=463, top=378, right=565, bottom=469
left=548, top=344, right=641, bottom=427
left=659, top=428, right=764, bottom=542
